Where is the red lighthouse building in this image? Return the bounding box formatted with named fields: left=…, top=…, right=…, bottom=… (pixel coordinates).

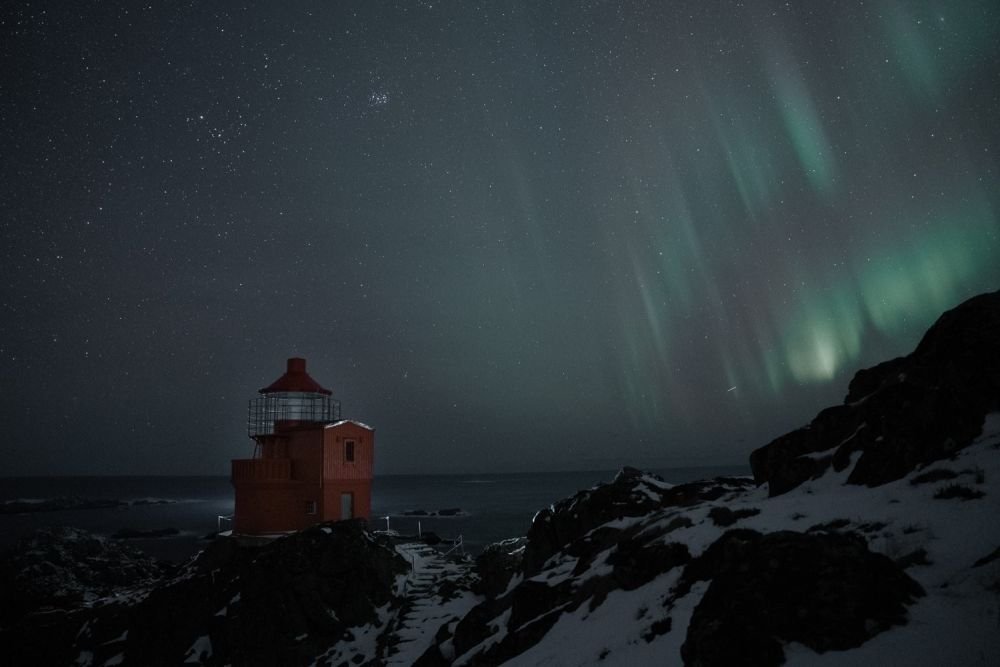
left=231, top=358, right=374, bottom=536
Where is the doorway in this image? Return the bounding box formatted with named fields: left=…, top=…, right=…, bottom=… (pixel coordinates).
left=340, top=492, right=354, bottom=520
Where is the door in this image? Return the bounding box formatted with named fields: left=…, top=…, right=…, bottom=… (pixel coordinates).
left=340, top=492, right=354, bottom=519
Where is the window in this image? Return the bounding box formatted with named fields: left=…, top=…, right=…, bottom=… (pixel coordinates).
left=305, top=500, right=317, bottom=515
left=345, top=440, right=356, bottom=463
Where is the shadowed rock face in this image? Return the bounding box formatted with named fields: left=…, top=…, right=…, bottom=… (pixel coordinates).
left=751, top=289, right=1000, bottom=496
left=473, top=537, right=526, bottom=598
left=679, top=529, right=925, bottom=667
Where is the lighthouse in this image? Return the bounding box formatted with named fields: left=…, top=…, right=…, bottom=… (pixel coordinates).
left=230, top=357, right=374, bottom=536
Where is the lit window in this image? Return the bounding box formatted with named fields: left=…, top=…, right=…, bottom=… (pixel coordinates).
left=345, top=440, right=356, bottom=462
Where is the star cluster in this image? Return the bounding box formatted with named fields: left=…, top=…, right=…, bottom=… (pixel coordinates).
left=1, top=1, right=997, bottom=474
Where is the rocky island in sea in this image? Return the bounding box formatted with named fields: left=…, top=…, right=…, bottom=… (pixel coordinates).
left=2, top=290, right=999, bottom=665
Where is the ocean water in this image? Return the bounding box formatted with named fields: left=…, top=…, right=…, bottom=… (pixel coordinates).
left=0, top=466, right=748, bottom=562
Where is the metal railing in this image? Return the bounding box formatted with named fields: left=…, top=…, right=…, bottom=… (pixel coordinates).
left=247, top=392, right=341, bottom=437
left=442, top=535, right=464, bottom=557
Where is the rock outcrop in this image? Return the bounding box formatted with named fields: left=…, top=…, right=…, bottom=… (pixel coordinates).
left=523, top=467, right=752, bottom=574
left=3, top=520, right=407, bottom=666
left=0, top=527, right=167, bottom=627
left=418, top=470, right=754, bottom=665
left=751, top=289, right=1000, bottom=495
left=678, top=529, right=925, bottom=667
left=472, top=537, right=526, bottom=598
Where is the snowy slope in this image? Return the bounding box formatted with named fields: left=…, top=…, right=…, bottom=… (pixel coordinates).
left=422, top=414, right=1000, bottom=666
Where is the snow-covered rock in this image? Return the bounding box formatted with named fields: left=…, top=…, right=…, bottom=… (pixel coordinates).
left=416, top=423, right=999, bottom=665
left=413, top=292, right=1000, bottom=665
left=751, top=289, right=1000, bottom=495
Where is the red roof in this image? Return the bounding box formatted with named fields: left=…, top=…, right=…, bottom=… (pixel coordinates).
left=259, top=357, right=332, bottom=395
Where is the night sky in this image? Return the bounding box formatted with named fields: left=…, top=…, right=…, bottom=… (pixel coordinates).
left=2, top=1, right=998, bottom=476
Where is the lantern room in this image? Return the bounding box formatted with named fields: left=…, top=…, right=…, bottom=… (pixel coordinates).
left=231, top=357, right=374, bottom=536
left=247, top=357, right=341, bottom=440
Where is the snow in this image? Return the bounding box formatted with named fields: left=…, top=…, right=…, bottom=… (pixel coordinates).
left=507, top=574, right=704, bottom=667
left=325, top=419, right=374, bottom=431
left=102, top=631, right=127, bottom=645
left=310, top=605, right=390, bottom=667
left=75, top=620, right=92, bottom=640
left=183, top=635, right=213, bottom=664
left=640, top=474, right=675, bottom=490
left=635, top=482, right=667, bottom=503
left=385, top=543, right=481, bottom=665
left=797, top=447, right=837, bottom=461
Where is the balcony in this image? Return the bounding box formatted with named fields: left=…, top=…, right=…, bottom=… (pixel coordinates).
left=231, top=458, right=292, bottom=483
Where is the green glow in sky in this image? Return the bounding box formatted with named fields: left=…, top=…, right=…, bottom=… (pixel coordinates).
left=770, top=60, right=839, bottom=198
left=4, top=0, right=998, bottom=474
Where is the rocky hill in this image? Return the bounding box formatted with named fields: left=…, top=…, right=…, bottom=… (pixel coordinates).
left=411, top=290, right=1000, bottom=666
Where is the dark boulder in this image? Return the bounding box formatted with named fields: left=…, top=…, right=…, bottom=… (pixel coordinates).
left=679, top=529, right=925, bottom=667
left=751, top=290, right=1000, bottom=495
left=707, top=506, right=760, bottom=527
left=473, top=537, right=526, bottom=598
left=607, top=537, right=690, bottom=591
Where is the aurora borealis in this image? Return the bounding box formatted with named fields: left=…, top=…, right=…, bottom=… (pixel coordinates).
left=2, top=1, right=998, bottom=475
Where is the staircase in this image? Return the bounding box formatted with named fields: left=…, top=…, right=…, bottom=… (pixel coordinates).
left=382, top=542, right=472, bottom=665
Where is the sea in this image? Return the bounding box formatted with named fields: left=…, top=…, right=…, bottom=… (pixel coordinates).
left=0, top=466, right=749, bottom=562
